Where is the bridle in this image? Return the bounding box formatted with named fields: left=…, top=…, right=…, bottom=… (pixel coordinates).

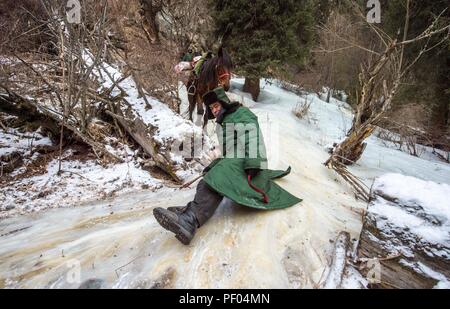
left=217, top=69, right=231, bottom=88
left=218, top=72, right=230, bottom=80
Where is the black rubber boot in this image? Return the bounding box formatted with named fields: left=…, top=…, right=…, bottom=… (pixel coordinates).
left=155, top=180, right=223, bottom=245
left=167, top=206, right=187, bottom=215
left=153, top=207, right=198, bottom=245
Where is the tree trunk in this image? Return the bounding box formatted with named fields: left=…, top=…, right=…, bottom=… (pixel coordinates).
left=0, top=93, right=62, bottom=140
left=326, top=88, right=333, bottom=103
left=357, top=206, right=448, bottom=289
left=0, top=91, right=122, bottom=164
left=327, top=125, right=374, bottom=165
left=243, top=77, right=260, bottom=101
left=139, top=0, right=162, bottom=44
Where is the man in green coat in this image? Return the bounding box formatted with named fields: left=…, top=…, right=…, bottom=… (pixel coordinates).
left=153, top=87, right=301, bottom=245
left=181, top=48, right=194, bottom=62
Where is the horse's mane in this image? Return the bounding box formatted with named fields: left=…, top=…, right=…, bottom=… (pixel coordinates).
left=198, top=49, right=233, bottom=88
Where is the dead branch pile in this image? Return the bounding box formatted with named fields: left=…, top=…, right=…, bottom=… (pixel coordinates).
left=0, top=0, right=190, bottom=183
left=324, top=1, right=449, bottom=200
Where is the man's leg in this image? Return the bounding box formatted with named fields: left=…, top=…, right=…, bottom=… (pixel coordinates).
left=188, top=180, right=223, bottom=226
left=153, top=180, right=222, bottom=245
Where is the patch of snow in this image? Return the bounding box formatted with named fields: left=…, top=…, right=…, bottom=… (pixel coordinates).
left=366, top=174, right=450, bottom=286
left=83, top=51, right=213, bottom=177
left=341, top=265, right=369, bottom=289
left=371, top=174, right=450, bottom=248
left=374, top=173, right=450, bottom=222
left=0, top=56, right=17, bottom=66
left=0, top=154, right=163, bottom=219
left=417, top=262, right=450, bottom=289
left=0, top=129, right=52, bottom=157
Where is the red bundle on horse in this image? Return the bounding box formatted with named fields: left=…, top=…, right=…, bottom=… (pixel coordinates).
left=186, top=47, right=233, bottom=126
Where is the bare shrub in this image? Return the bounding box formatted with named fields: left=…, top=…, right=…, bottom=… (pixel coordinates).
left=378, top=104, right=432, bottom=157
left=376, top=128, right=403, bottom=150
left=292, top=98, right=312, bottom=120
left=296, top=71, right=322, bottom=96
left=0, top=0, right=185, bottom=181
left=107, top=0, right=212, bottom=113
left=324, top=0, right=450, bottom=201
left=312, top=10, right=372, bottom=105
left=157, top=0, right=215, bottom=53
left=0, top=0, right=50, bottom=54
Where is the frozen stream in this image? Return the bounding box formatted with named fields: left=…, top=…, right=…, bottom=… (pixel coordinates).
left=3, top=79, right=446, bottom=288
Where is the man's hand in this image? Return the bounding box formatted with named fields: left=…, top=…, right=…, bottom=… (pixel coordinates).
left=245, top=168, right=261, bottom=179
left=207, top=148, right=221, bottom=161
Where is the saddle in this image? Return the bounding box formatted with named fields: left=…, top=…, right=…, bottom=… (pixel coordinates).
left=186, top=51, right=214, bottom=96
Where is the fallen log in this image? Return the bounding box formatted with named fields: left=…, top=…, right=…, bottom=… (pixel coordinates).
left=0, top=91, right=122, bottom=164
left=0, top=92, right=62, bottom=139
left=322, top=231, right=351, bottom=289
left=106, top=110, right=181, bottom=183
left=357, top=207, right=448, bottom=289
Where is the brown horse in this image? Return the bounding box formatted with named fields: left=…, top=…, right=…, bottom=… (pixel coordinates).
left=186, top=47, right=233, bottom=126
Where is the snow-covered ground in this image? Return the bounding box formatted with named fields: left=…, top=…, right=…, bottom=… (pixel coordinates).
left=367, top=173, right=450, bottom=288
left=0, top=128, right=52, bottom=158
left=0, top=78, right=449, bottom=288
left=85, top=51, right=214, bottom=166
left=0, top=111, right=204, bottom=219
left=0, top=57, right=211, bottom=218
left=372, top=174, right=450, bottom=252
left=0, top=153, right=164, bottom=218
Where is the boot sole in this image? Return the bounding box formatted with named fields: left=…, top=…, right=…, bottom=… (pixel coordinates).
left=153, top=209, right=192, bottom=245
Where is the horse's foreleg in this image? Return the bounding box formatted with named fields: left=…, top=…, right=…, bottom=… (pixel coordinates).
left=196, top=95, right=204, bottom=115
left=188, top=94, right=195, bottom=121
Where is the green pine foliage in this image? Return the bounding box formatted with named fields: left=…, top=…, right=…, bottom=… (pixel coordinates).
left=210, top=0, right=316, bottom=79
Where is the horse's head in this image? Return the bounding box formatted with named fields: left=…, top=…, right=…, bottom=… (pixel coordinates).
left=216, top=47, right=233, bottom=91
left=198, top=47, right=233, bottom=93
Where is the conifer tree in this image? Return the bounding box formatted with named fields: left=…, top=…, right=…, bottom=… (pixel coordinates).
left=210, top=0, right=316, bottom=100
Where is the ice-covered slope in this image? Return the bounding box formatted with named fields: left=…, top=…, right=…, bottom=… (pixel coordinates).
left=0, top=79, right=448, bottom=288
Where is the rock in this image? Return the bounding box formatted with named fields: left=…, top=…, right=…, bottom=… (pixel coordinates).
left=5, top=205, right=15, bottom=211
left=78, top=279, right=105, bottom=289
